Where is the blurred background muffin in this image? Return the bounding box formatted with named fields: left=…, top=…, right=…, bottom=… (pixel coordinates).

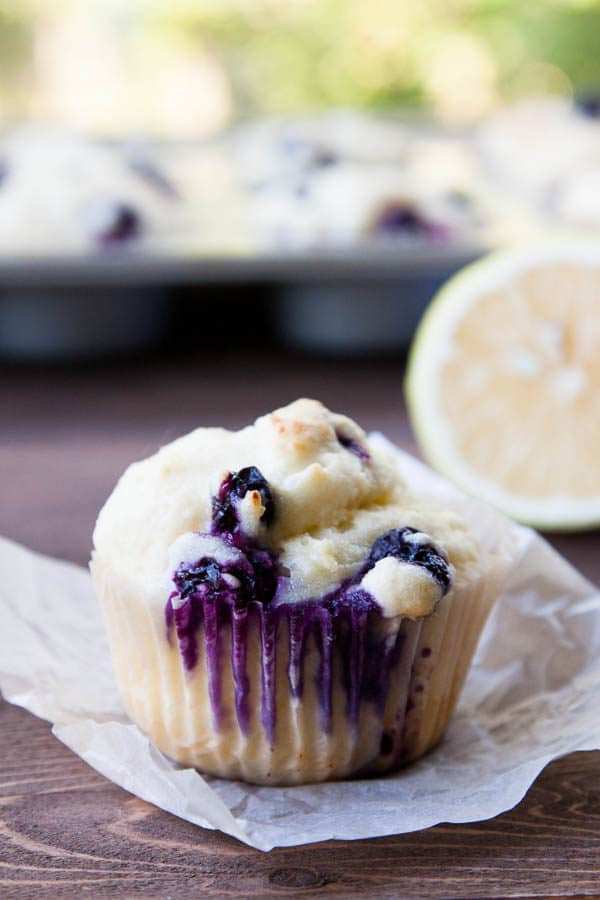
left=0, top=0, right=599, bottom=357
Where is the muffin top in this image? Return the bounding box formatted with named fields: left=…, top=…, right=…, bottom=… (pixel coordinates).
left=93, top=399, right=478, bottom=618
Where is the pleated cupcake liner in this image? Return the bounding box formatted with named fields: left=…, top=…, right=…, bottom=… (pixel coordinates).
left=94, top=554, right=499, bottom=785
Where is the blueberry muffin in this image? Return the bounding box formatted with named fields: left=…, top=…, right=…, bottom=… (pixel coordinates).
left=91, top=400, right=500, bottom=785
left=0, top=126, right=181, bottom=254
left=477, top=96, right=600, bottom=203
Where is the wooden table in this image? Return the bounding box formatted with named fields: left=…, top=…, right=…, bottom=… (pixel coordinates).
left=2, top=352, right=599, bottom=899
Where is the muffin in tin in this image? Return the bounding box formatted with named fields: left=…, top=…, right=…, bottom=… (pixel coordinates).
left=0, top=126, right=182, bottom=254
left=92, top=399, right=501, bottom=785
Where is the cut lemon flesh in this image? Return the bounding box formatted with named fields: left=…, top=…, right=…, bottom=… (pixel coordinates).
left=406, top=242, right=600, bottom=530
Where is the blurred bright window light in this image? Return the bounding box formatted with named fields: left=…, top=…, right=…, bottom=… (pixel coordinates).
left=0, top=0, right=598, bottom=135
left=420, top=32, right=499, bottom=123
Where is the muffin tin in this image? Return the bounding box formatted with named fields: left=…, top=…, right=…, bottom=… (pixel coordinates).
left=2, top=97, right=599, bottom=357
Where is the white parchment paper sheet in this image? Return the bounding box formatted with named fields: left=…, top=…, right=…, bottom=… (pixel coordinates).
left=1, top=440, right=600, bottom=851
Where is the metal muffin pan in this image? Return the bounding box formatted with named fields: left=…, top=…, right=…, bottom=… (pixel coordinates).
left=0, top=245, right=483, bottom=358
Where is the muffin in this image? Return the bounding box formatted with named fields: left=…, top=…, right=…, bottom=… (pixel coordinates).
left=91, top=399, right=500, bottom=785
left=0, top=126, right=182, bottom=255
left=477, top=96, right=600, bottom=203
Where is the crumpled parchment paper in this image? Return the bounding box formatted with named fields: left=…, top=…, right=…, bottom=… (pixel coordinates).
left=1, top=438, right=599, bottom=851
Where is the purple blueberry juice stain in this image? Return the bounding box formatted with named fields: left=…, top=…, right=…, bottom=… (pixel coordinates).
left=343, top=607, right=367, bottom=725
left=165, top=468, right=453, bottom=748
left=288, top=609, right=306, bottom=698
left=315, top=606, right=334, bottom=731
left=203, top=594, right=223, bottom=727
left=258, top=605, right=277, bottom=743
left=231, top=606, right=250, bottom=732
left=168, top=592, right=204, bottom=671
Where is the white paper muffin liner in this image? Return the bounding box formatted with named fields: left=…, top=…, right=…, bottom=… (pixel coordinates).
left=92, top=550, right=502, bottom=785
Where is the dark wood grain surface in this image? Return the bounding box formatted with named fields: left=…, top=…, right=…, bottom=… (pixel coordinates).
left=2, top=351, right=600, bottom=899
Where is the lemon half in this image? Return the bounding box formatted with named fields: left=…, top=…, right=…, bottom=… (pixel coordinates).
left=406, top=242, right=600, bottom=530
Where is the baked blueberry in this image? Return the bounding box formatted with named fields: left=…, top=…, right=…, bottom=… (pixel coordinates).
left=174, top=558, right=223, bottom=598
left=368, top=527, right=452, bottom=593
left=212, top=466, right=275, bottom=534
left=371, top=200, right=433, bottom=237
left=82, top=199, right=141, bottom=245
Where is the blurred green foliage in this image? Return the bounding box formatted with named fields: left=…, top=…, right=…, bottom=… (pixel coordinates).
left=149, top=0, right=600, bottom=115
left=1, top=0, right=600, bottom=130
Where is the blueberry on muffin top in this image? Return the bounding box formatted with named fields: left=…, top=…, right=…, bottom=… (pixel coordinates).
left=93, top=399, right=477, bottom=623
